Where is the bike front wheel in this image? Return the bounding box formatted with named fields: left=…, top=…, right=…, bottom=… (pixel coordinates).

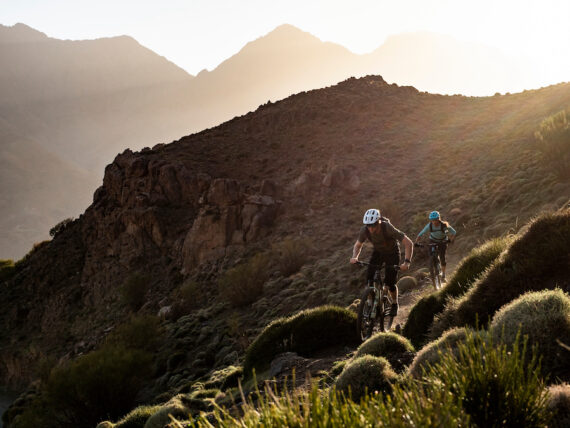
left=356, top=288, right=376, bottom=341
left=379, top=296, right=394, bottom=332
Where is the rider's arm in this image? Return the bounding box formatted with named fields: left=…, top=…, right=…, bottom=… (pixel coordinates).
left=416, top=223, right=429, bottom=242
left=350, top=240, right=364, bottom=263
left=447, top=224, right=457, bottom=241
left=400, top=235, right=413, bottom=270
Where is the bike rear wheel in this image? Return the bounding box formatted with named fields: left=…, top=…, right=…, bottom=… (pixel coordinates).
left=357, top=288, right=376, bottom=341
left=430, top=255, right=443, bottom=290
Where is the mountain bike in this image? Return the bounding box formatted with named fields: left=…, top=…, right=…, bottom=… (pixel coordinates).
left=415, top=242, right=447, bottom=290
left=354, top=261, right=400, bottom=341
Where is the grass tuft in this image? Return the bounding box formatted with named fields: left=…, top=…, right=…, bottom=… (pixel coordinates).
left=243, top=305, right=358, bottom=376
left=490, top=289, right=570, bottom=381
left=334, top=355, right=397, bottom=402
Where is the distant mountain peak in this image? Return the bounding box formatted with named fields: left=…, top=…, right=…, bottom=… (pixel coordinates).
left=0, top=23, right=48, bottom=43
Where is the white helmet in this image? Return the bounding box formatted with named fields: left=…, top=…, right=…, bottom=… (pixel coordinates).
left=363, top=209, right=381, bottom=225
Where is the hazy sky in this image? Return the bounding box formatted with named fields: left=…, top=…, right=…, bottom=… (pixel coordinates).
left=2, top=0, right=570, bottom=82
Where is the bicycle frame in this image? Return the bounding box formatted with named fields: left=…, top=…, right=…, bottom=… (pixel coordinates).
left=354, top=261, right=399, bottom=339
left=415, top=242, right=446, bottom=290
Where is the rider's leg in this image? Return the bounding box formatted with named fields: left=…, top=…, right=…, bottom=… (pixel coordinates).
left=367, top=251, right=381, bottom=286
left=384, top=252, right=400, bottom=316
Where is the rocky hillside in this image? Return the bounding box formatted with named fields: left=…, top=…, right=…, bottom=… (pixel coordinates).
left=1, top=75, right=569, bottom=420
left=1, top=23, right=545, bottom=260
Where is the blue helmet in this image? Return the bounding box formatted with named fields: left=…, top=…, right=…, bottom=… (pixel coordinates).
left=429, top=211, right=440, bottom=220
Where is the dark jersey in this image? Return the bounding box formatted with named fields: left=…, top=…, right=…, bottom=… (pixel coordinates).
left=358, top=219, right=405, bottom=253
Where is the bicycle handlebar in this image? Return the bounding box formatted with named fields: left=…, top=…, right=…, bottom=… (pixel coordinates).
left=414, top=241, right=450, bottom=248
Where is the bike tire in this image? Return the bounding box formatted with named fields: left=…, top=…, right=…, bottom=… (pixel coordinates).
left=357, top=288, right=376, bottom=341
left=379, top=298, right=394, bottom=332
left=429, top=256, right=438, bottom=290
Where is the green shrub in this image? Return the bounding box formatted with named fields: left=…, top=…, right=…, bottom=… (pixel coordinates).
left=403, top=293, right=447, bottom=349
left=408, top=327, right=472, bottom=379
left=443, top=236, right=512, bottom=297
left=430, top=210, right=570, bottom=339
left=272, top=237, right=311, bottom=276
left=547, top=383, right=570, bottom=428
left=44, top=344, right=153, bottom=427
left=354, top=332, right=414, bottom=373
left=490, top=289, right=570, bottom=381
left=113, top=405, right=162, bottom=428
left=335, top=355, right=397, bottom=402
left=121, top=273, right=150, bottom=312
left=0, top=259, right=16, bottom=282
left=395, top=275, right=417, bottom=294
left=534, top=109, right=570, bottom=178
left=190, top=388, right=220, bottom=399
left=329, top=359, right=348, bottom=379
left=424, top=330, right=550, bottom=428
left=106, top=314, right=163, bottom=351
left=403, top=236, right=510, bottom=348
left=143, top=395, right=190, bottom=428
left=204, top=365, right=243, bottom=389
left=218, top=253, right=270, bottom=307
left=243, top=305, right=358, bottom=376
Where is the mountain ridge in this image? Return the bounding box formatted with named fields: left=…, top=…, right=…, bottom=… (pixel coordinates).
left=0, top=22, right=559, bottom=259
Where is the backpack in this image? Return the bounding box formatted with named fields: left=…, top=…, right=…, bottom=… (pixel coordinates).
left=429, top=221, right=449, bottom=241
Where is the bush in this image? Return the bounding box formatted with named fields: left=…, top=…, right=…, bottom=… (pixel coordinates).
left=547, top=383, right=570, bottom=428
left=429, top=210, right=570, bottom=339
left=490, top=289, right=570, bottom=381
left=403, top=293, right=447, bottom=349
left=121, top=273, right=150, bottom=312
left=395, top=275, right=417, bottom=294
left=443, top=236, right=512, bottom=297
left=49, top=217, right=74, bottom=237
left=143, top=395, right=191, bottom=428
left=110, top=405, right=162, bottom=428
left=408, top=327, right=472, bottom=379
left=106, top=315, right=163, bottom=351
left=354, top=332, right=414, bottom=373
left=272, top=237, right=311, bottom=277
left=243, top=305, right=358, bottom=376
left=424, top=330, right=550, bottom=428
left=0, top=259, right=15, bottom=282
left=22, top=344, right=155, bottom=427
left=334, top=355, right=397, bottom=402
left=534, top=109, right=570, bottom=178
left=218, top=253, right=270, bottom=307
left=403, top=236, right=510, bottom=348
left=204, top=365, right=243, bottom=389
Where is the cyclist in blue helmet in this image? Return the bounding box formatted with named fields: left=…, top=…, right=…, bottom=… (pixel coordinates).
left=415, top=211, right=456, bottom=282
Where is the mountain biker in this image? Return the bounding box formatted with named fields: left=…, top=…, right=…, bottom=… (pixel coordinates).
left=350, top=208, right=414, bottom=317
left=415, top=211, right=456, bottom=282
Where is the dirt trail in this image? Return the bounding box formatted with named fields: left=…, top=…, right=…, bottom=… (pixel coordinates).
left=267, top=258, right=461, bottom=391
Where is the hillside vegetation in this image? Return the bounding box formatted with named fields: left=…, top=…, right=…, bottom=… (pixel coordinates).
left=1, top=75, right=570, bottom=427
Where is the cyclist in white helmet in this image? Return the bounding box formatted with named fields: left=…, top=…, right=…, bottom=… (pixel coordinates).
left=350, top=208, right=414, bottom=316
